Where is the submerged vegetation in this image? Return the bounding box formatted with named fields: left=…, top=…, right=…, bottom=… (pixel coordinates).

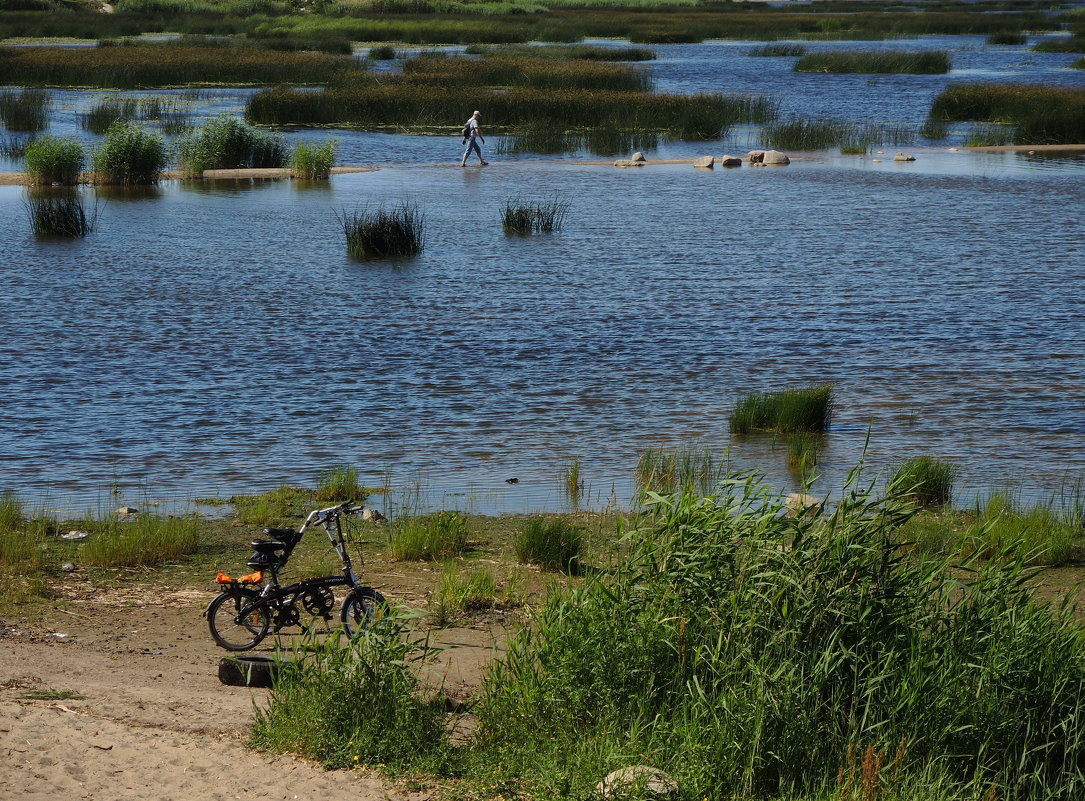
left=931, top=83, right=1085, bottom=145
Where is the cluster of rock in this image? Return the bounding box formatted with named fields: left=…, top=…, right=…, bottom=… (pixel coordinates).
left=613, top=150, right=790, bottom=169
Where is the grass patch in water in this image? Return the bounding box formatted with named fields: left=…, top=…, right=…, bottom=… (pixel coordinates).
left=179, top=115, right=286, bottom=175
left=930, top=83, right=1085, bottom=145
left=314, top=463, right=365, bottom=502
left=338, top=202, right=425, bottom=259
left=794, top=49, right=951, bottom=74
left=634, top=446, right=717, bottom=498
left=0, top=43, right=363, bottom=89
left=291, top=138, right=336, bottom=180
left=1031, top=34, right=1085, bottom=53
left=25, top=135, right=84, bottom=185
left=0, top=88, right=49, bottom=133
left=987, top=31, right=1027, bottom=46
left=729, top=383, right=835, bottom=435
left=403, top=52, right=653, bottom=92
left=501, top=197, right=569, bottom=234
left=91, top=122, right=167, bottom=184
left=24, top=190, right=98, bottom=237
left=368, top=44, right=397, bottom=60
left=747, top=42, right=807, bottom=57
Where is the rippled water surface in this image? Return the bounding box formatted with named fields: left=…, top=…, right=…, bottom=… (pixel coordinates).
left=2, top=35, right=1084, bottom=512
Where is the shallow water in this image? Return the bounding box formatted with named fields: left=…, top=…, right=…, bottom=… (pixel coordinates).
left=2, top=34, right=1084, bottom=514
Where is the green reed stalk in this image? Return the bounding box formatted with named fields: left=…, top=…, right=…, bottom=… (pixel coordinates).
left=339, top=202, right=425, bottom=259
left=24, top=190, right=98, bottom=237
left=25, top=135, right=84, bottom=185
left=291, top=139, right=337, bottom=180
left=0, top=88, right=49, bottom=132
left=794, top=50, right=951, bottom=74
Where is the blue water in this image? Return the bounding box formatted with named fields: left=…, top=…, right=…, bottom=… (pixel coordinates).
left=1, top=34, right=1084, bottom=514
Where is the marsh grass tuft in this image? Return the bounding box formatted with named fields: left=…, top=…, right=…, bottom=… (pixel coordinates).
left=179, top=115, right=286, bottom=176
left=431, top=561, right=506, bottom=625
left=0, top=89, right=49, bottom=132
left=795, top=50, right=951, bottom=74
left=501, top=197, right=569, bottom=235
left=389, top=510, right=467, bottom=561
left=291, top=138, right=336, bottom=180
left=892, top=455, right=956, bottom=507
left=560, top=457, right=584, bottom=510
left=930, top=83, right=1085, bottom=144
left=634, top=446, right=717, bottom=498
left=315, top=464, right=365, bottom=503
left=91, top=122, right=167, bottom=185
left=368, top=44, right=396, bottom=60
left=515, top=515, right=582, bottom=573
left=24, top=190, right=98, bottom=237
left=730, top=383, right=835, bottom=435
left=25, top=135, right=84, bottom=185
left=747, top=43, right=807, bottom=57
left=786, top=432, right=822, bottom=472
left=339, top=202, right=425, bottom=259
left=987, top=32, right=1027, bottom=46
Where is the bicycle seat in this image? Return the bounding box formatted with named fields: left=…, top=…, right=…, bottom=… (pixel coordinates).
left=251, top=539, right=289, bottom=554
left=264, top=527, right=299, bottom=540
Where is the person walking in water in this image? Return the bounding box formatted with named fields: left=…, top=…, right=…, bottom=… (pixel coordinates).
left=461, top=110, right=487, bottom=167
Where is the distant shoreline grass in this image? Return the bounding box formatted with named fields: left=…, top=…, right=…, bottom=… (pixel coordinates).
left=794, top=49, right=951, bottom=74
left=931, top=83, right=1085, bottom=145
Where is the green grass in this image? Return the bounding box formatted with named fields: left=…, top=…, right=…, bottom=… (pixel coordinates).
left=470, top=472, right=1085, bottom=800
left=748, top=43, right=807, bottom=57
left=794, top=50, right=951, bottom=74
left=24, top=135, right=84, bottom=185
left=987, top=31, right=1027, bottom=46
left=430, top=561, right=504, bottom=625
left=339, top=202, right=425, bottom=260
left=368, top=44, right=397, bottom=60
left=729, top=383, right=835, bottom=435
left=24, top=190, right=98, bottom=237
left=786, top=432, right=822, bottom=473
left=0, top=43, right=364, bottom=89
left=634, top=446, right=717, bottom=498
left=179, top=115, right=286, bottom=176
left=929, top=83, right=1085, bottom=145
left=891, top=455, right=956, bottom=507
left=91, top=121, right=167, bottom=185
left=80, top=513, right=200, bottom=567
left=560, top=457, right=583, bottom=510
left=388, top=510, right=468, bottom=561
left=501, top=198, right=570, bottom=234
left=291, top=139, right=337, bottom=180
left=0, top=491, right=49, bottom=609
left=0, top=88, right=49, bottom=133
left=314, top=464, right=365, bottom=503
left=250, top=620, right=452, bottom=772
left=403, top=52, right=653, bottom=92
left=1031, top=34, right=1085, bottom=54
left=514, top=515, right=583, bottom=573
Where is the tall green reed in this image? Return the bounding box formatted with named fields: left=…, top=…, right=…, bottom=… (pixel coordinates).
left=795, top=50, right=951, bottom=74
left=179, top=115, right=286, bottom=175
left=0, top=88, right=49, bottom=132
left=24, top=190, right=98, bottom=237
left=891, top=455, right=956, bottom=507
left=25, top=135, right=84, bottom=185
left=501, top=197, right=569, bottom=234
left=91, top=121, right=167, bottom=185
left=338, top=202, right=425, bottom=259
left=291, top=138, right=337, bottom=180
left=634, top=446, right=717, bottom=498
left=730, top=383, right=834, bottom=434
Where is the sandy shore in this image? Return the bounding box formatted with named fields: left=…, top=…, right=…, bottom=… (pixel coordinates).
left=0, top=166, right=375, bottom=186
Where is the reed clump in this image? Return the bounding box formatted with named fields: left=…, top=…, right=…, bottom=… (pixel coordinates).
left=892, top=455, right=956, bottom=507
left=291, top=138, right=337, bottom=180
left=472, top=472, right=1085, bottom=799
left=339, top=202, right=425, bottom=259
left=634, top=446, right=717, bottom=498
left=368, top=44, right=396, bottom=60
left=0, top=43, right=364, bottom=89
left=314, top=463, right=365, bottom=503
left=91, top=122, right=167, bottom=185
left=987, top=31, right=1027, bottom=46
left=501, top=198, right=569, bottom=234
left=1031, top=34, right=1085, bottom=53
left=515, top=515, right=582, bottom=573
left=24, top=135, right=84, bottom=185
left=388, top=510, right=467, bottom=561
left=179, top=115, right=286, bottom=176
left=24, top=190, right=98, bottom=237
left=403, top=53, right=653, bottom=92
left=730, top=383, right=835, bottom=435
left=0, top=88, right=49, bottom=132
left=930, top=83, right=1085, bottom=144
left=794, top=50, right=951, bottom=74
left=748, top=43, right=807, bottom=57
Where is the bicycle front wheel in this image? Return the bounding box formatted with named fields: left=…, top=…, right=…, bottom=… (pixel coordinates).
left=341, top=588, right=388, bottom=637
left=208, top=588, right=271, bottom=651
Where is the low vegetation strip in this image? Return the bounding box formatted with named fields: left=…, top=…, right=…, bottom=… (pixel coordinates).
left=0, top=44, right=363, bottom=89
left=930, top=83, right=1085, bottom=144
left=402, top=53, right=653, bottom=92
left=247, top=84, right=777, bottom=138
left=794, top=49, right=951, bottom=74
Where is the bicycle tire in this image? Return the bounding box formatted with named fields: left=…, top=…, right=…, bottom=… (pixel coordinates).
left=218, top=655, right=285, bottom=688
left=340, top=587, right=388, bottom=637
left=208, top=588, right=271, bottom=651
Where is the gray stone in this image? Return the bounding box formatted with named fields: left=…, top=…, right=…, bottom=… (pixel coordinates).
left=613, top=159, right=644, bottom=168
left=692, top=156, right=714, bottom=169
left=719, top=154, right=742, bottom=167
left=786, top=492, right=822, bottom=519
left=362, top=507, right=385, bottom=522
left=61, top=562, right=77, bottom=572
left=596, top=766, right=678, bottom=800
left=115, top=506, right=138, bottom=515
left=747, top=149, right=766, bottom=164
left=893, top=152, right=916, bottom=162
left=762, top=149, right=790, bottom=165
left=630, top=151, right=646, bottom=163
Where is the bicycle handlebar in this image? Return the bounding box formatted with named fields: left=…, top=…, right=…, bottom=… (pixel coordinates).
left=304, top=500, right=366, bottom=526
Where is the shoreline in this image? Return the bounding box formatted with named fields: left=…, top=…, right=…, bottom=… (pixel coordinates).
left=4, top=144, right=1084, bottom=185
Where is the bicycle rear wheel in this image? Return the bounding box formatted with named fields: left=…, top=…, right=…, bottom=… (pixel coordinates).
left=340, top=588, right=388, bottom=637
left=208, top=588, right=271, bottom=651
